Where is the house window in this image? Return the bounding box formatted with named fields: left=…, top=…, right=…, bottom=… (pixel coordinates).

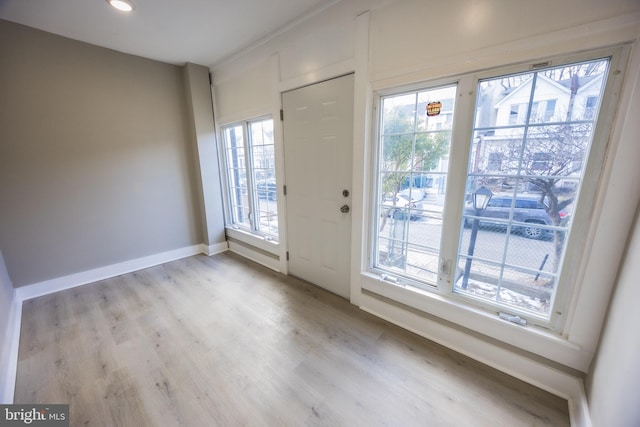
left=543, top=99, right=556, bottom=121
left=509, top=103, right=531, bottom=125
left=584, top=96, right=598, bottom=119
left=372, top=54, right=613, bottom=326
left=457, top=59, right=609, bottom=319
left=529, top=101, right=540, bottom=123
left=222, top=117, right=278, bottom=240
left=487, top=152, right=504, bottom=171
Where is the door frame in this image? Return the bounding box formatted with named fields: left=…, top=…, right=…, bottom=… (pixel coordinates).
left=280, top=73, right=355, bottom=298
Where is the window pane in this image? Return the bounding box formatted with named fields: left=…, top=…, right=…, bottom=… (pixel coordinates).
left=249, top=118, right=278, bottom=240
left=455, top=58, right=610, bottom=317
left=382, top=93, right=416, bottom=134
left=223, top=125, right=251, bottom=229
left=375, top=85, right=456, bottom=285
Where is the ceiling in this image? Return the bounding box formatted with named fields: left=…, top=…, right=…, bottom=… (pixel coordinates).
left=0, top=0, right=337, bottom=68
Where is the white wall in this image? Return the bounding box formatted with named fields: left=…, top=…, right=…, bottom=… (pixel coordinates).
left=368, top=0, right=638, bottom=82
left=586, top=53, right=640, bottom=426
left=212, top=0, right=372, bottom=123
left=212, top=0, right=640, bottom=369
left=587, top=203, right=640, bottom=426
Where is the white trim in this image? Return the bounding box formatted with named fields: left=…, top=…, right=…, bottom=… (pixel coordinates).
left=361, top=273, right=591, bottom=371
left=15, top=244, right=213, bottom=302
left=216, top=107, right=273, bottom=129
left=211, top=0, right=343, bottom=71
left=568, top=380, right=593, bottom=427
left=228, top=240, right=281, bottom=272
left=202, top=241, right=229, bottom=256
left=357, top=292, right=591, bottom=426
left=270, top=53, right=290, bottom=275
left=0, top=292, right=22, bottom=404
left=349, top=10, right=372, bottom=308
left=277, top=58, right=355, bottom=94
left=225, top=227, right=279, bottom=256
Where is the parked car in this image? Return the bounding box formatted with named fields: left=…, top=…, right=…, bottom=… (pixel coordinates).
left=398, top=187, right=427, bottom=201
left=382, top=195, right=423, bottom=220
left=463, top=195, right=570, bottom=239
left=256, top=179, right=277, bottom=200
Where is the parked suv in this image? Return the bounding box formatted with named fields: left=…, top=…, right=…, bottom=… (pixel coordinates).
left=464, top=195, right=569, bottom=239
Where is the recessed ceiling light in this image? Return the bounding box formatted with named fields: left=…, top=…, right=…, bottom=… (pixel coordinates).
left=107, top=0, right=135, bottom=12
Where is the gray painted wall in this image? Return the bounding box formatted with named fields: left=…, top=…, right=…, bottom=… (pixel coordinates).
left=182, top=63, right=226, bottom=248
left=0, top=20, right=206, bottom=287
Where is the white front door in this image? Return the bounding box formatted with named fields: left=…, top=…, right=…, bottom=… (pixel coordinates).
left=282, top=74, right=354, bottom=298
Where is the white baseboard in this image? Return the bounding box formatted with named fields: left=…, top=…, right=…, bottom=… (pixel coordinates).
left=0, top=292, right=22, bottom=404
left=568, top=379, right=593, bottom=427
left=358, top=292, right=592, bottom=427
left=15, top=244, right=223, bottom=302
left=228, top=241, right=281, bottom=272
left=202, top=241, right=229, bottom=256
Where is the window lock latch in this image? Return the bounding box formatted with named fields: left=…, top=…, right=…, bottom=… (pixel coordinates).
left=499, top=312, right=527, bottom=326
left=380, top=274, right=398, bottom=284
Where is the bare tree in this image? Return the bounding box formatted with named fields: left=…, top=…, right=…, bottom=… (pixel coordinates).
left=480, top=61, right=606, bottom=276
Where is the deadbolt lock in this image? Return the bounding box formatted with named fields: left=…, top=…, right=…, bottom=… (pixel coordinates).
left=342, top=189, right=350, bottom=197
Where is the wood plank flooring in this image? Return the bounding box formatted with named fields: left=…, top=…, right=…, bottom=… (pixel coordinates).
left=14, top=252, right=570, bottom=426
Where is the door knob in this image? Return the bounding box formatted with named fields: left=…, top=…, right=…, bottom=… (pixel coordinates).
left=340, top=205, right=350, bottom=213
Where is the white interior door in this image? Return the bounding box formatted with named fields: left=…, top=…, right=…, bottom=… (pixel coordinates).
left=282, top=74, right=354, bottom=298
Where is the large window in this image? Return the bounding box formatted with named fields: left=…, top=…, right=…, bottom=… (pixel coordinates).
left=374, top=85, right=456, bottom=285
left=455, top=59, right=609, bottom=318
left=372, top=54, right=613, bottom=326
left=222, top=117, right=278, bottom=240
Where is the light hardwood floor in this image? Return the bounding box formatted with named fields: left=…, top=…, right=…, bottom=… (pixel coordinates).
left=15, top=252, right=570, bottom=426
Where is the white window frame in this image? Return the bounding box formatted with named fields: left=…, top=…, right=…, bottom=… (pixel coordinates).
left=220, top=116, right=279, bottom=245
left=367, top=45, right=628, bottom=334
left=371, top=83, right=459, bottom=290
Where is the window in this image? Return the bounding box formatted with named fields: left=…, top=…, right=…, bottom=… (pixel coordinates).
left=372, top=54, right=614, bottom=326
left=543, top=99, right=556, bottom=121
left=455, top=59, right=609, bottom=319
left=222, top=117, right=278, bottom=240
left=529, top=101, right=540, bottom=123
left=374, top=85, right=456, bottom=285
left=508, top=103, right=530, bottom=125
left=487, top=152, right=504, bottom=171
left=584, top=96, right=598, bottom=119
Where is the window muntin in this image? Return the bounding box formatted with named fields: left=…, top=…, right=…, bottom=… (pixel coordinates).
left=222, top=118, right=278, bottom=241
left=248, top=119, right=278, bottom=239
left=454, top=58, right=610, bottom=318
left=374, top=85, right=457, bottom=285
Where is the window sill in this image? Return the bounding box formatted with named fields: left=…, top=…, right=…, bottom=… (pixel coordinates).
left=360, top=271, right=590, bottom=371
left=225, top=227, right=279, bottom=256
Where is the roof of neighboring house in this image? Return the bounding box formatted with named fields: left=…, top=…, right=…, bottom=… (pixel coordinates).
left=558, top=74, right=604, bottom=93
left=494, top=73, right=604, bottom=108
left=494, top=74, right=569, bottom=108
